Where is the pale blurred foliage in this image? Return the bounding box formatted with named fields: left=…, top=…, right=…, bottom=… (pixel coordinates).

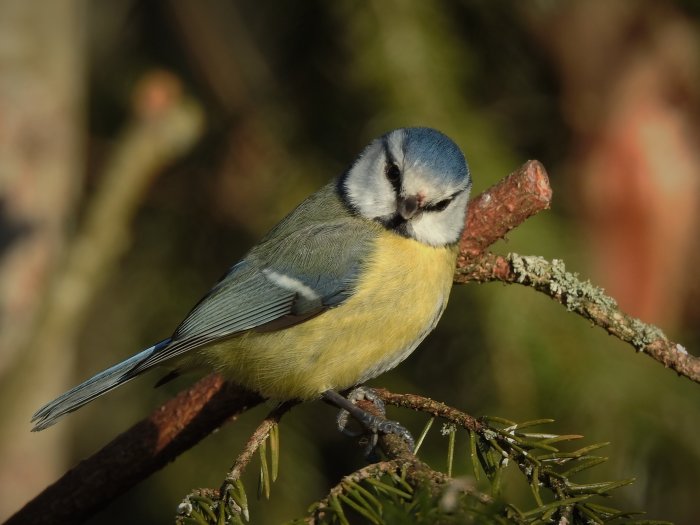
left=0, top=1, right=699, bottom=524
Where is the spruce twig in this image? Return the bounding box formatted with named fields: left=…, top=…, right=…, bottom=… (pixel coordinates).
left=177, top=402, right=293, bottom=524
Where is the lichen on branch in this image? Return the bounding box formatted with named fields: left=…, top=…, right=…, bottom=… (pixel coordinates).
left=456, top=252, right=700, bottom=384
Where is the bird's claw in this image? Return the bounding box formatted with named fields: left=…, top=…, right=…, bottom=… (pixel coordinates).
left=336, top=385, right=385, bottom=436
left=334, top=386, right=415, bottom=456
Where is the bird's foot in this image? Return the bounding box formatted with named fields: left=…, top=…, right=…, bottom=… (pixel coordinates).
left=323, top=387, right=415, bottom=458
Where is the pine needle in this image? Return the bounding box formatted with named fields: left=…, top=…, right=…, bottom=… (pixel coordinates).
left=414, top=417, right=435, bottom=455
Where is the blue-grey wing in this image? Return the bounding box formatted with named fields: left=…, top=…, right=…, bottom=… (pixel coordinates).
left=173, top=261, right=298, bottom=338
left=133, top=214, right=377, bottom=370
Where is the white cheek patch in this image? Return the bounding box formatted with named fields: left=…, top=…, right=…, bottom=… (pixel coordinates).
left=410, top=214, right=454, bottom=246
left=263, top=269, right=319, bottom=300
left=410, top=191, right=470, bottom=246
left=344, top=153, right=396, bottom=219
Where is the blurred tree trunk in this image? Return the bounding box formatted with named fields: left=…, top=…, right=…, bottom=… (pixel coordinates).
left=0, top=0, right=85, bottom=519
left=529, top=0, right=700, bottom=328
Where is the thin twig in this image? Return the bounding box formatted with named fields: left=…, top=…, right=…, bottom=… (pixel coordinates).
left=311, top=459, right=404, bottom=519
left=309, top=457, right=461, bottom=524
left=176, top=403, right=293, bottom=523
left=374, top=389, right=487, bottom=434
left=368, top=389, right=634, bottom=522
left=224, top=402, right=293, bottom=484
left=456, top=253, right=700, bottom=384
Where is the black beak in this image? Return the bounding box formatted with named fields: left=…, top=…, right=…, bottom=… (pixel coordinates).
left=397, top=195, right=419, bottom=220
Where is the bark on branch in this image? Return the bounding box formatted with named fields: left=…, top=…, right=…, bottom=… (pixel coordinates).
left=5, top=376, right=261, bottom=525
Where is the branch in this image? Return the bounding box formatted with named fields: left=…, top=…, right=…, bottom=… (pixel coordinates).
left=457, top=159, right=552, bottom=262
left=5, top=376, right=261, bottom=525
left=176, top=402, right=292, bottom=524
left=455, top=253, right=700, bottom=384
left=303, top=394, right=466, bottom=524
left=452, top=159, right=699, bottom=383
left=304, top=388, right=639, bottom=524
left=223, top=402, right=291, bottom=485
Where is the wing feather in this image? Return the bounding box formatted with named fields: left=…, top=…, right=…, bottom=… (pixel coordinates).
left=133, top=183, right=379, bottom=372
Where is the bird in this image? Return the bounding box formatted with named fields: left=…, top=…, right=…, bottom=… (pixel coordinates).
left=31, top=127, right=472, bottom=438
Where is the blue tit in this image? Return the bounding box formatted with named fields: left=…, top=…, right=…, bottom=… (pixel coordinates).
left=32, top=127, right=471, bottom=432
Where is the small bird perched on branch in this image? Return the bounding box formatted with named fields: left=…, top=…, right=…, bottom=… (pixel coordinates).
left=32, top=127, right=472, bottom=444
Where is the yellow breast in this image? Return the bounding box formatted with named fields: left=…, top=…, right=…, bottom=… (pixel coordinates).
left=195, top=232, right=458, bottom=400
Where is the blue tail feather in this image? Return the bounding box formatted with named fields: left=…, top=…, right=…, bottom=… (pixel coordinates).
left=31, top=338, right=172, bottom=431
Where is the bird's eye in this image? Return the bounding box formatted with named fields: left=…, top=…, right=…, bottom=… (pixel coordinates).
left=431, top=199, right=451, bottom=211
left=385, top=163, right=401, bottom=185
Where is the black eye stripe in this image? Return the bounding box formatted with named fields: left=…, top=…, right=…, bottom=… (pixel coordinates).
left=425, top=190, right=462, bottom=212
left=426, top=198, right=451, bottom=212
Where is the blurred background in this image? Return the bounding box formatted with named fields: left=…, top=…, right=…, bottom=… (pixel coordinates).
left=1, top=1, right=699, bottom=523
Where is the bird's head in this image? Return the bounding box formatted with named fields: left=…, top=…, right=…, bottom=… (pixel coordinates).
left=340, top=127, right=471, bottom=247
